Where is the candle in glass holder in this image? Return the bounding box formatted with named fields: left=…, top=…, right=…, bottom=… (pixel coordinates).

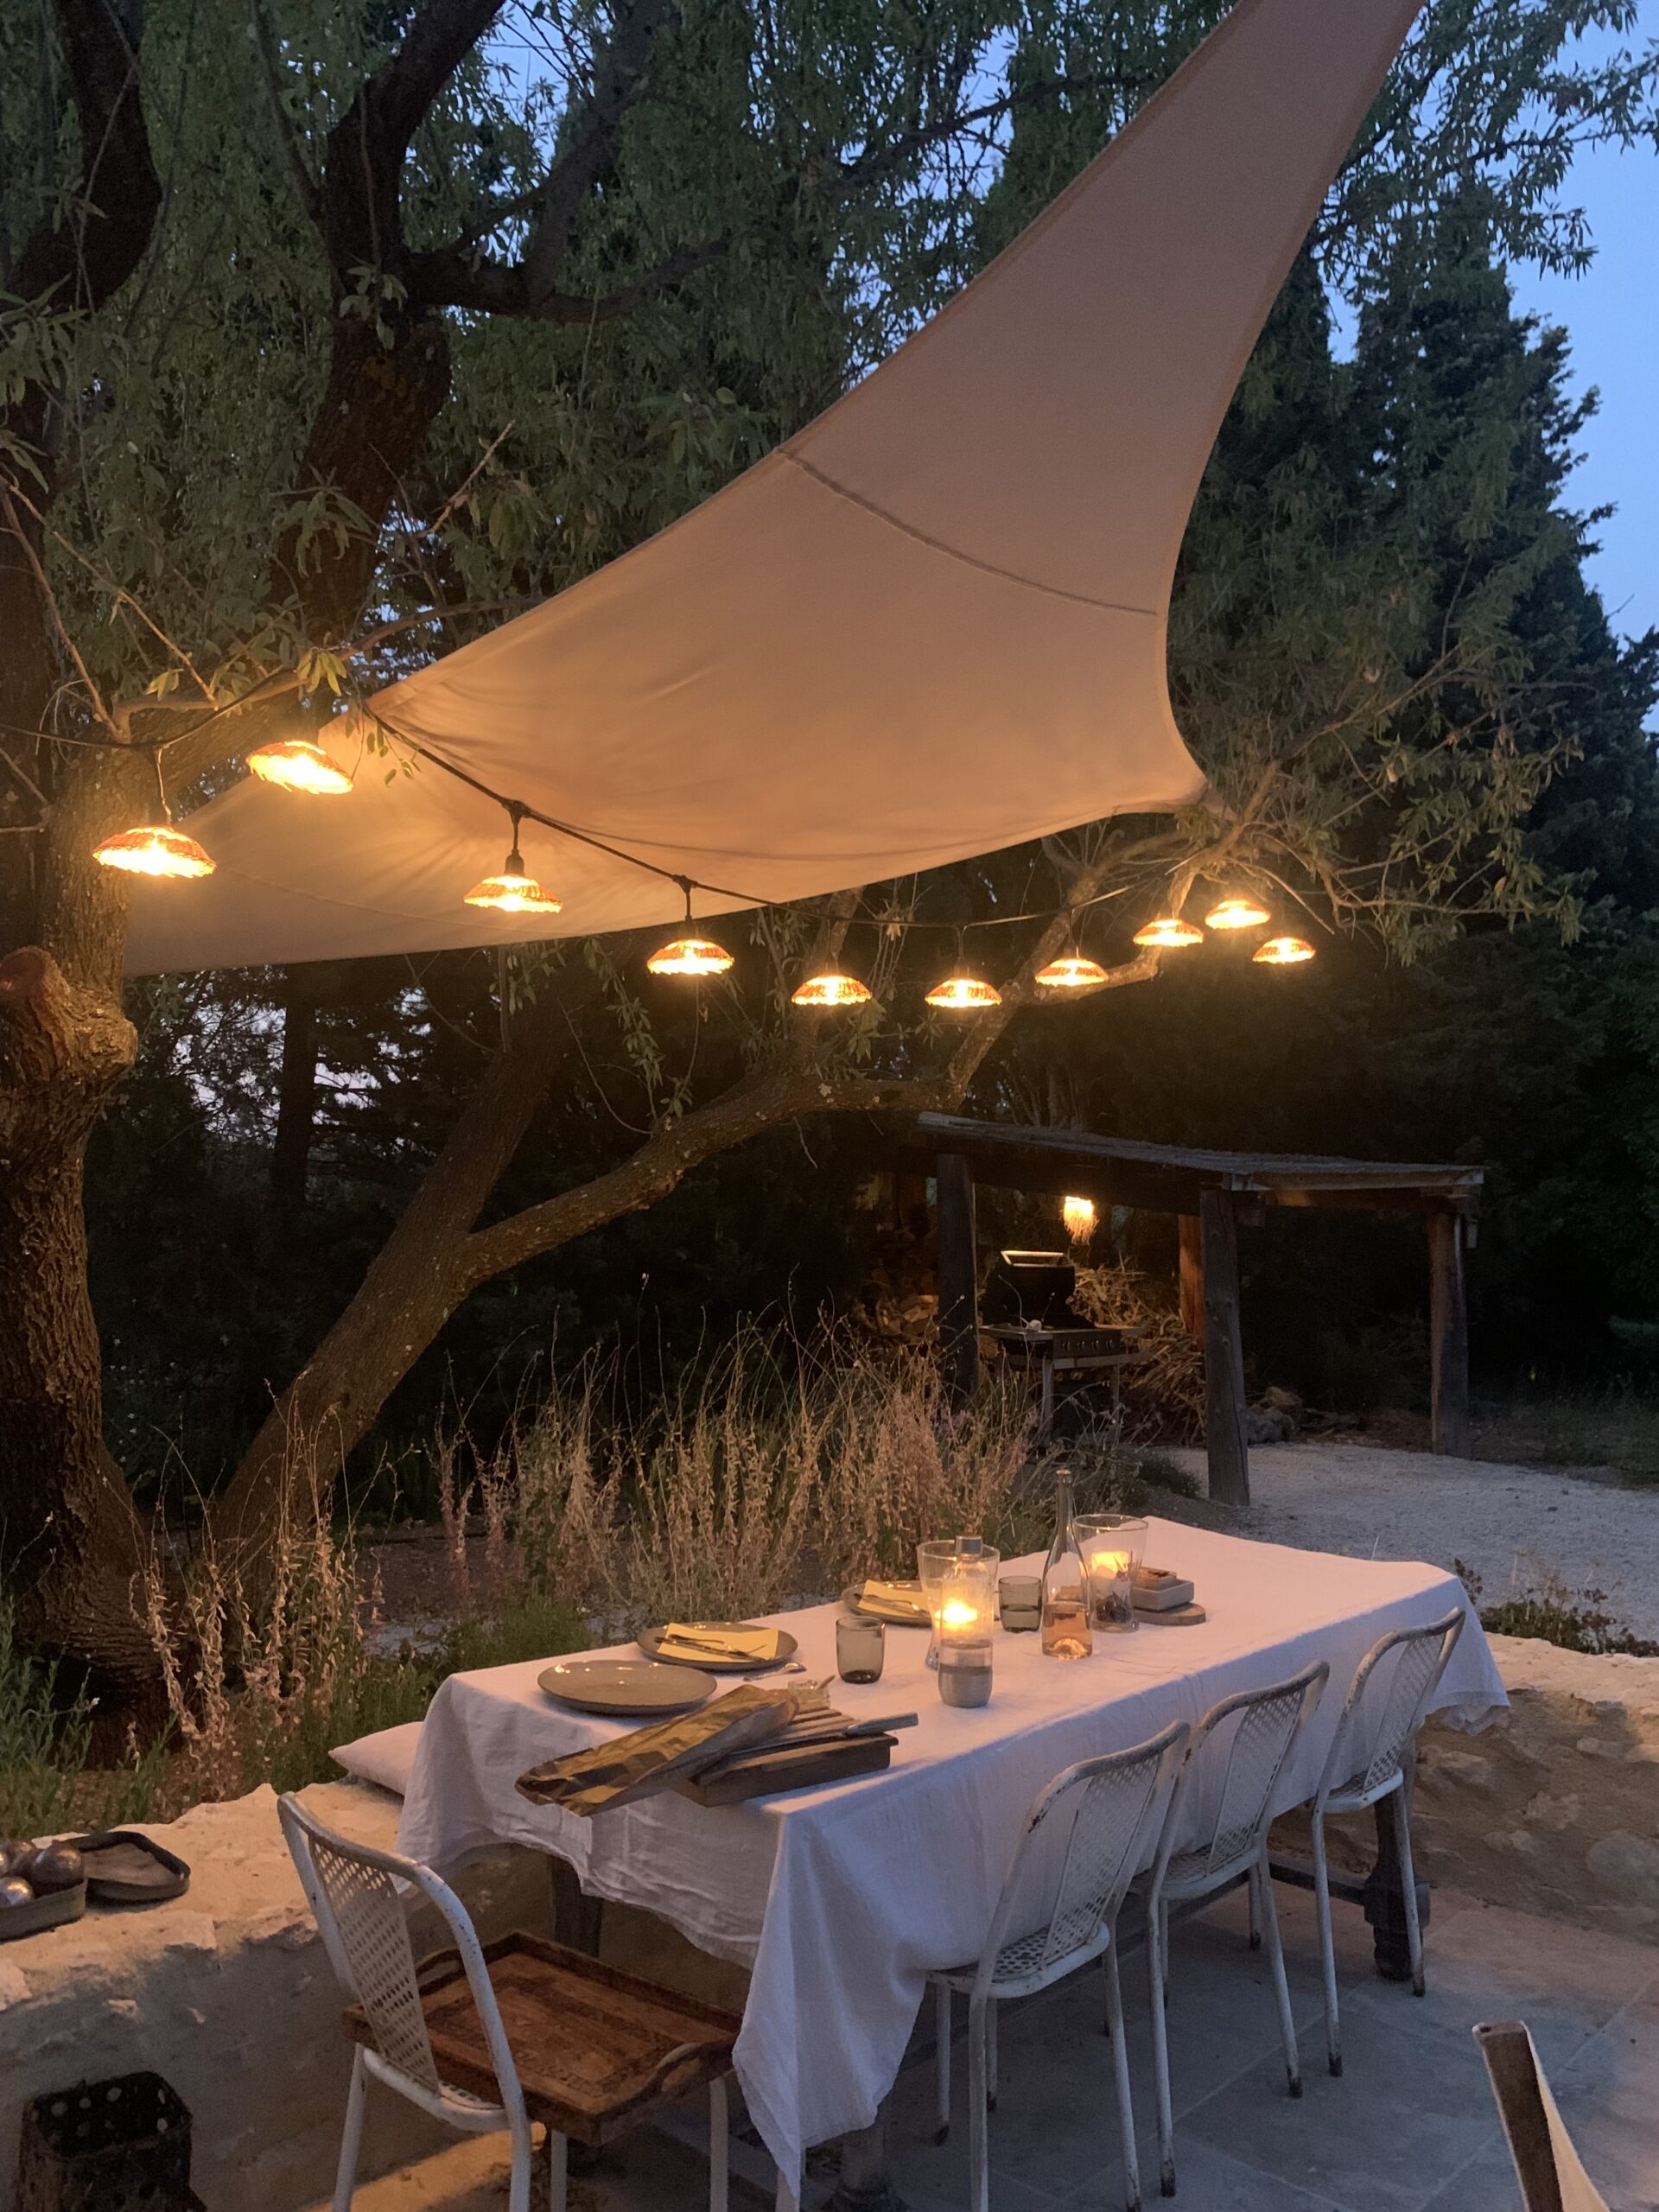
left=937, top=1555, right=995, bottom=1707
left=1077, top=1514, right=1148, bottom=1633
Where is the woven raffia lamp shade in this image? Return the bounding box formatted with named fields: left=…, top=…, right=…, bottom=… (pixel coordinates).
left=247, top=738, right=353, bottom=795
left=791, top=972, right=872, bottom=1007
left=1133, top=916, right=1204, bottom=949
left=93, top=823, right=215, bottom=879
left=1035, top=954, right=1110, bottom=989
left=1204, top=896, right=1271, bottom=931
left=1253, top=935, right=1315, bottom=965
left=925, top=972, right=1001, bottom=1010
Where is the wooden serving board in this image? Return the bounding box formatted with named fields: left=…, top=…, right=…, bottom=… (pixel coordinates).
left=677, top=1733, right=897, bottom=1806
left=1138, top=1601, right=1206, bottom=1625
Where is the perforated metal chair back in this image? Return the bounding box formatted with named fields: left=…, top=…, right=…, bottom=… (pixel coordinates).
left=977, top=1719, right=1189, bottom=1996
left=1160, top=1661, right=1328, bottom=1892
left=1319, top=1609, right=1465, bottom=1808
left=278, top=1794, right=518, bottom=2120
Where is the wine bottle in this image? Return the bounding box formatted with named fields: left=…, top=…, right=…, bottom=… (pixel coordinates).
left=1041, top=1468, right=1093, bottom=1659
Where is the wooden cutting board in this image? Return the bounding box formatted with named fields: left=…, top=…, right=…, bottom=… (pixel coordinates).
left=677, top=1733, right=897, bottom=1806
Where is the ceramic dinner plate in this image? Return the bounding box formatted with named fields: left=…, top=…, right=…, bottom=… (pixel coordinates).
left=537, top=1659, right=716, bottom=1715
left=637, top=1622, right=798, bottom=1673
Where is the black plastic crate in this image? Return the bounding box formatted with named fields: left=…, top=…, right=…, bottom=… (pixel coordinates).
left=16, top=2071, right=202, bottom=2211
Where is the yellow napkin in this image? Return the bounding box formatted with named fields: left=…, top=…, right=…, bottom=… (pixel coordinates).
left=856, top=1581, right=931, bottom=1624
left=658, top=1623, right=783, bottom=1662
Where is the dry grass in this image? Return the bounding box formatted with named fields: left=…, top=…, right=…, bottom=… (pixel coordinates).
left=1071, top=1259, right=1206, bottom=1444
left=434, top=1330, right=1051, bottom=1635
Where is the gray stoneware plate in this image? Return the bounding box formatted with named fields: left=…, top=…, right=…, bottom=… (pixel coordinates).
left=637, top=1623, right=799, bottom=1673
left=537, top=1658, right=716, bottom=1715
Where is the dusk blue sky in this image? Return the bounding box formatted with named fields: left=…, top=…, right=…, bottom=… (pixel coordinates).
left=1509, top=25, right=1659, bottom=648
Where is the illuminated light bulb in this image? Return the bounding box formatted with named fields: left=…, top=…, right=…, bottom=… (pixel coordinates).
left=1204, top=896, right=1272, bottom=931
left=925, top=973, right=1002, bottom=1010
left=247, top=738, right=353, bottom=795
left=464, top=805, right=561, bottom=916
left=463, top=869, right=563, bottom=915
left=93, top=823, right=215, bottom=879
left=1133, top=916, right=1204, bottom=949
left=791, top=972, right=872, bottom=1007
left=1063, top=1195, right=1096, bottom=1244
left=1253, top=936, right=1316, bottom=966
left=647, top=935, right=734, bottom=977
left=1035, top=954, right=1110, bottom=989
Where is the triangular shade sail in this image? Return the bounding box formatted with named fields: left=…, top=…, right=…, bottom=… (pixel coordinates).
left=124, top=0, right=1421, bottom=976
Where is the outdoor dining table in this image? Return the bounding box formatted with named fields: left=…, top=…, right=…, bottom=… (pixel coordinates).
left=397, top=1516, right=1507, bottom=2205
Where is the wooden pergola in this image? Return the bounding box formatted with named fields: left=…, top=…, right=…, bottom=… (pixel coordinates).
left=903, top=1113, right=1484, bottom=1504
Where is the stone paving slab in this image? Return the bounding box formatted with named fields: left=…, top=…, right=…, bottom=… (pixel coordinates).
left=297, top=1880, right=1659, bottom=2212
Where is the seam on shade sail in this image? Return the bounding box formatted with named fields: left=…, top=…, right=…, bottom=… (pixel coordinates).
left=779, top=452, right=1164, bottom=615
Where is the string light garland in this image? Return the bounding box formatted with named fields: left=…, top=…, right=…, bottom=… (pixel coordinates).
left=462, top=804, right=563, bottom=914
left=1034, top=952, right=1110, bottom=989
left=63, top=695, right=1323, bottom=995
left=1133, top=915, right=1204, bottom=949
left=791, top=972, right=873, bottom=1007
left=647, top=881, right=734, bottom=977
left=247, top=736, right=353, bottom=795
left=93, top=752, right=214, bottom=879
left=1204, top=895, right=1271, bottom=931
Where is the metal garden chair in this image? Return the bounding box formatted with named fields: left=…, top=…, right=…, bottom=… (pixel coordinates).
left=1141, top=1661, right=1329, bottom=2198
left=1305, top=1607, right=1465, bottom=2076
left=927, top=1719, right=1191, bottom=2212
left=278, top=1795, right=741, bottom=2212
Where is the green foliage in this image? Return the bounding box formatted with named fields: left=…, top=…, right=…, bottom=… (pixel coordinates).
left=0, top=1605, right=164, bottom=1839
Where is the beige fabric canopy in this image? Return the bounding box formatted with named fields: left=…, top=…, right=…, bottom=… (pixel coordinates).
left=125, top=0, right=1421, bottom=976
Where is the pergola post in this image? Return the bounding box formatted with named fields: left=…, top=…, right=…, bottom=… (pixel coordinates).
left=1428, top=1211, right=1471, bottom=1458
left=1178, top=1213, right=1205, bottom=1338
left=935, top=1152, right=980, bottom=1407
left=1200, top=1189, right=1250, bottom=1506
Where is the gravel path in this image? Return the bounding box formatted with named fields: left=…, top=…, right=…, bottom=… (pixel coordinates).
left=1166, top=1442, right=1659, bottom=1639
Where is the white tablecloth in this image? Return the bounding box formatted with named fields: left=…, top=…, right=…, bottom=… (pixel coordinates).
left=397, top=1518, right=1505, bottom=2189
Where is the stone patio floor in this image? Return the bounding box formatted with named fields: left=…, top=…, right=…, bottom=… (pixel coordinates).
left=304, top=1880, right=1659, bottom=2212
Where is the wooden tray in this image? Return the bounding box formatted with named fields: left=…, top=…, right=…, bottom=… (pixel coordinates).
left=0, top=1878, right=87, bottom=1942
left=67, top=1829, right=192, bottom=1905
left=677, top=1733, right=897, bottom=1806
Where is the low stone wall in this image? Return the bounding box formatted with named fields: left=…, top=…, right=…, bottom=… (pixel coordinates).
left=5, top=1633, right=1658, bottom=2209
left=1413, top=1632, right=1659, bottom=1942
left=1276, top=1633, right=1659, bottom=1945
left=0, top=1781, right=550, bottom=2212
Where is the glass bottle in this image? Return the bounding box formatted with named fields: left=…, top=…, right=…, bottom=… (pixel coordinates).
left=1041, top=1468, right=1094, bottom=1659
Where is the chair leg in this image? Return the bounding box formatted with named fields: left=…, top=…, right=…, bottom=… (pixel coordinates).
left=333, top=2048, right=367, bottom=2212
left=1255, top=1852, right=1302, bottom=2100
left=546, top=2123, right=570, bottom=2212
left=1248, top=1865, right=1262, bottom=1953
left=986, top=1995, right=999, bottom=2110
left=1394, top=1784, right=1427, bottom=1998
left=709, top=2076, right=730, bottom=2212
left=1147, top=1893, right=1176, bottom=2197
left=968, top=1994, right=992, bottom=2212
left=934, top=1979, right=952, bottom=2143
left=1104, top=1941, right=1143, bottom=2212
left=1310, top=1809, right=1342, bottom=2077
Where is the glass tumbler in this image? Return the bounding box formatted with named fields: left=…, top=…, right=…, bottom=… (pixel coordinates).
left=836, top=1613, right=886, bottom=1685
left=917, top=1539, right=960, bottom=1670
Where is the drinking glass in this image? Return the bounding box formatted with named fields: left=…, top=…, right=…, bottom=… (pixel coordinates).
left=998, top=1574, right=1042, bottom=1632
left=836, top=1614, right=886, bottom=1684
